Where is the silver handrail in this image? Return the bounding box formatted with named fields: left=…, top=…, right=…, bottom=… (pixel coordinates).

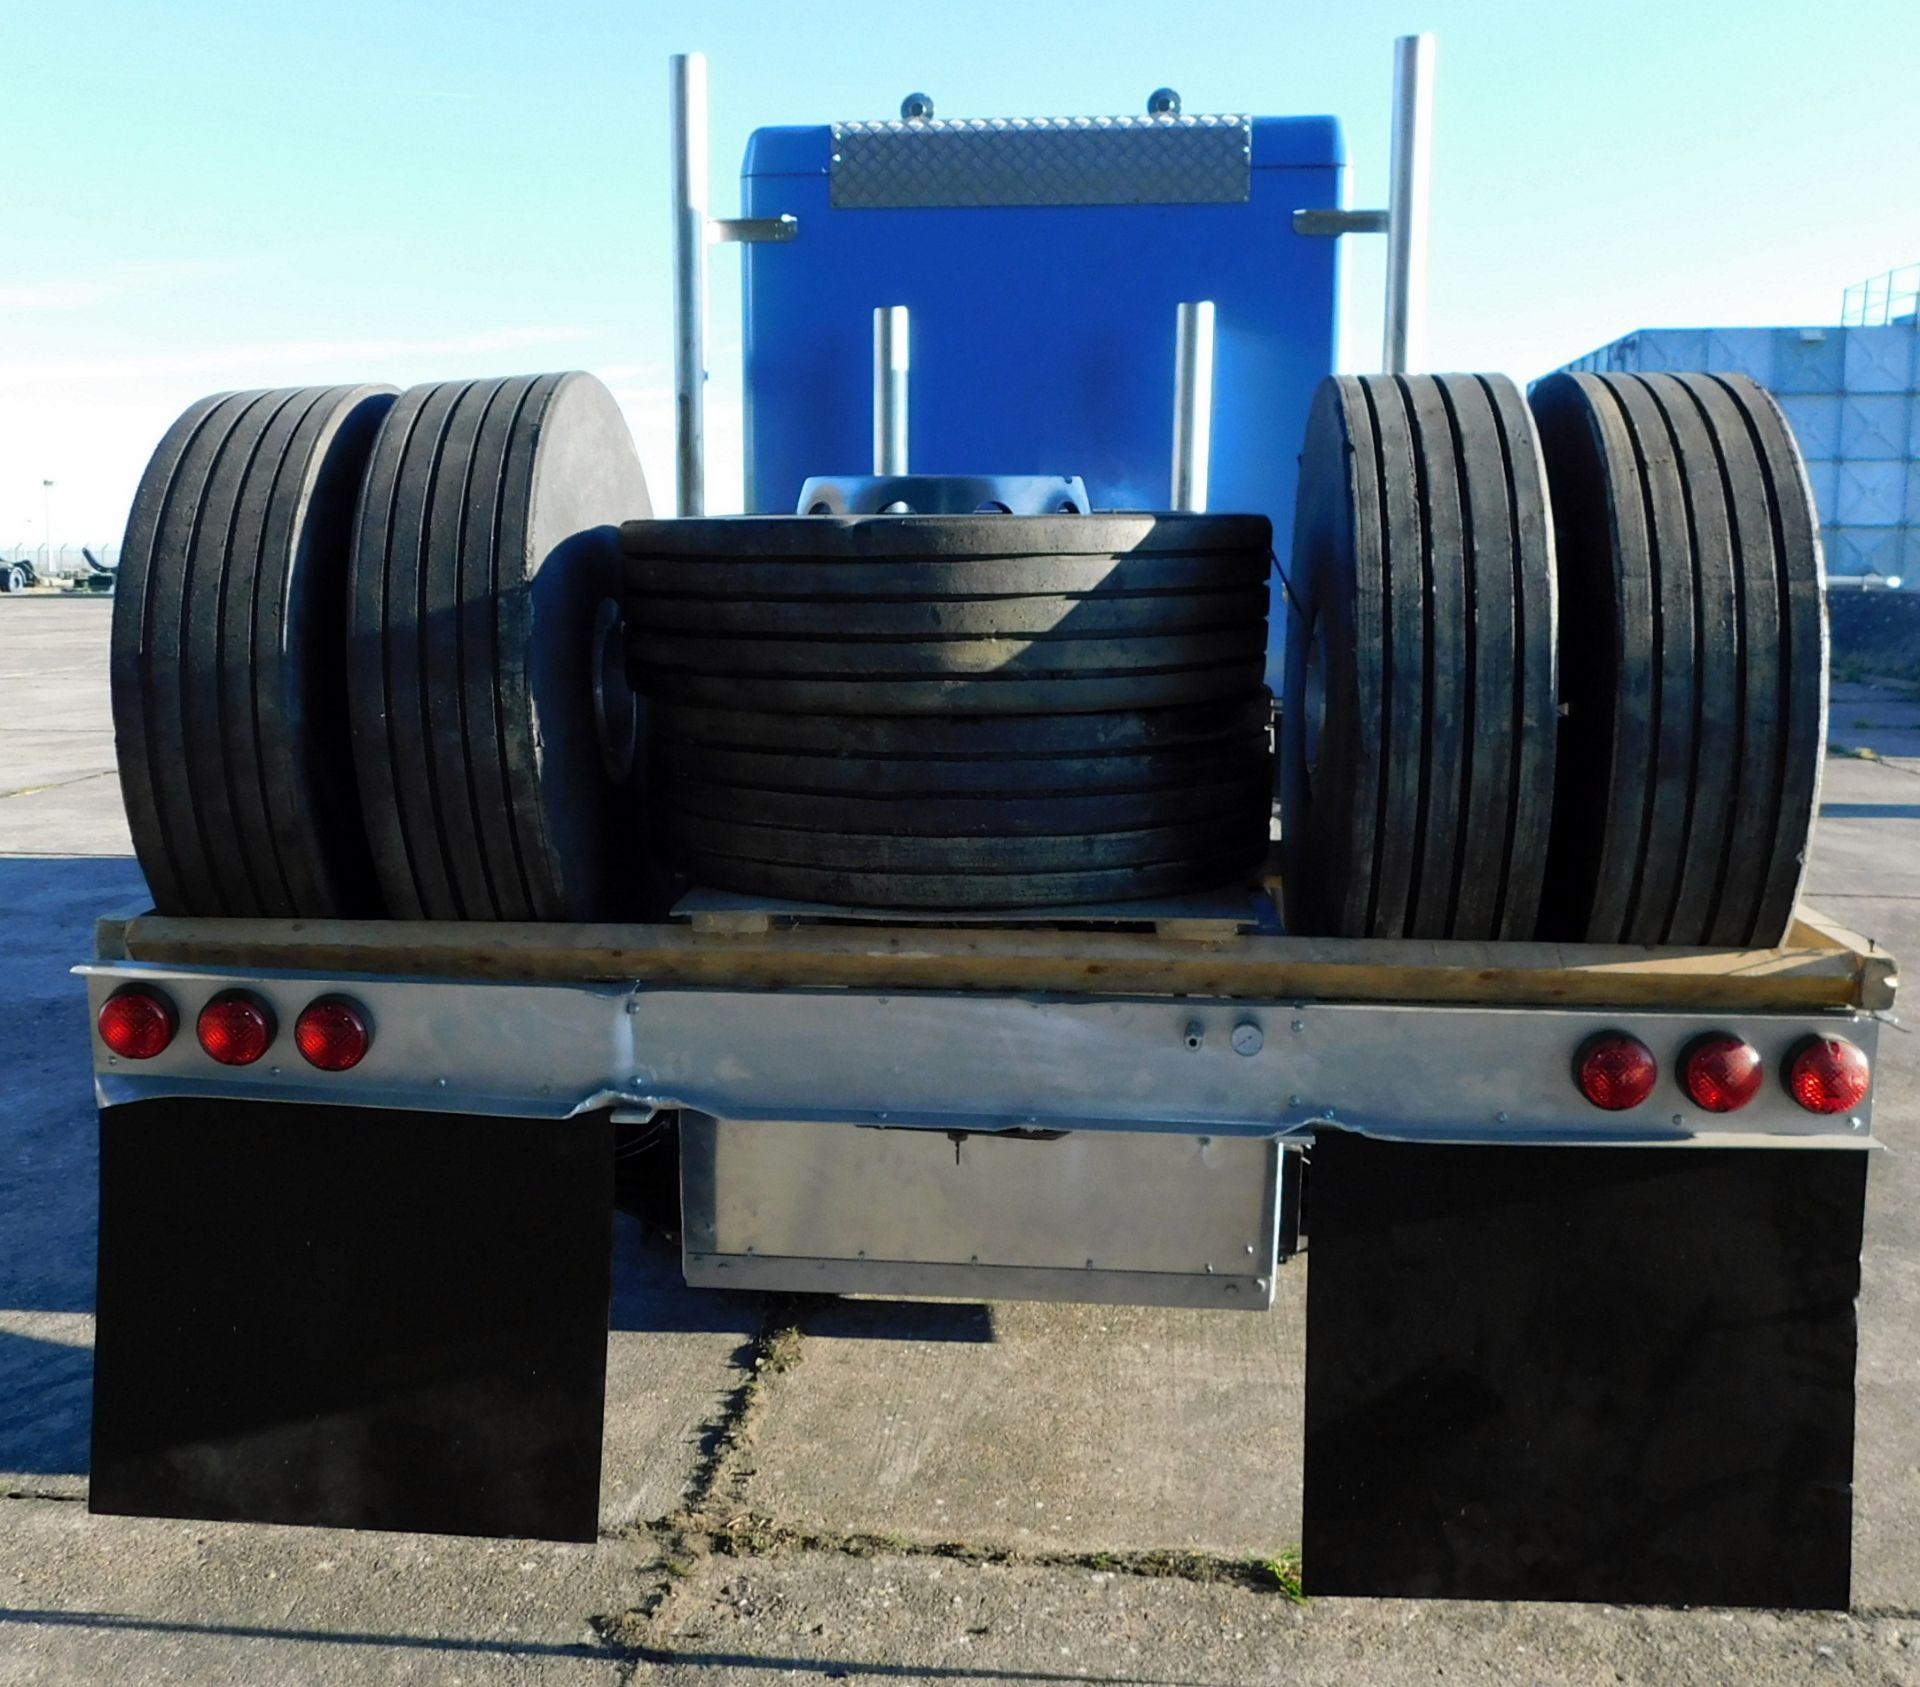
left=1171, top=301, right=1216, bottom=511
left=873, top=306, right=910, bottom=474
left=1381, top=33, right=1435, bottom=375
left=669, top=52, right=708, bottom=517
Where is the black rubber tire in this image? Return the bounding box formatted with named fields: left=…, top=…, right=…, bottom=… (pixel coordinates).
left=347, top=372, right=653, bottom=922
left=624, top=513, right=1270, bottom=718
left=1280, top=374, right=1558, bottom=940
left=1530, top=372, right=1826, bottom=948
left=627, top=514, right=1275, bottom=908
left=667, top=851, right=1269, bottom=912
left=110, top=385, right=395, bottom=917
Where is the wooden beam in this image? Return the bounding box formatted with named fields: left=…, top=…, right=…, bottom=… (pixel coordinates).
left=105, top=907, right=1895, bottom=1015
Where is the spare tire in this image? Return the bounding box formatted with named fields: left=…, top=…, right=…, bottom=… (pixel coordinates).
left=1529, top=371, right=1826, bottom=948
left=111, top=384, right=395, bottom=917
left=623, top=513, right=1274, bottom=909
left=1280, top=373, right=1559, bottom=940
left=348, top=372, right=652, bottom=921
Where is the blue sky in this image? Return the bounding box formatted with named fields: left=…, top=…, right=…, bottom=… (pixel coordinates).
left=4, top=0, right=1917, bottom=544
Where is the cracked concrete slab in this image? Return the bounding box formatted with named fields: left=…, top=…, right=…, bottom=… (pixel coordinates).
left=602, top=1220, right=765, bottom=1532
left=632, top=1548, right=1920, bottom=1685
left=736, top=1286, right=1305, bottom=1558
left=0, top=1498, right=634, bottom=1685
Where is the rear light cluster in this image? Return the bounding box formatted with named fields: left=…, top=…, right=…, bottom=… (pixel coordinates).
left=1573, top=1030, right=1870, bottom=1115
left=98, top=985, right=371, bottom=1071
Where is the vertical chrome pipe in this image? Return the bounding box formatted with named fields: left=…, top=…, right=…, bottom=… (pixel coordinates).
left=670, top=51, right=708, bottom=516
left=873, top=305, right=910, bottom=475
left=1382, top=33, right=1435, bottom=375
left=1171, top=300, right=1216, bottom=512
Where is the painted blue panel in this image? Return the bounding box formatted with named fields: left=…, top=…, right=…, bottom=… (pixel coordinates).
left=1769, top=331, right=1845, bottom=394
left=1841, top=395, right=1909, bottom=459
left=1843, top=326, right=1917, bottom=393
left=1778, top=394, right=1843, bottom=458
left=740, top=116, right=1344, bottom=688
left=1835, top=460, right=1906, bottom=526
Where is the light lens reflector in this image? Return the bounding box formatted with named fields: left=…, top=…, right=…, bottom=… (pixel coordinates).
left=98, top=986, right=177, bottom=1060
left=1574, top=1032, right=1658, bottom=1110
left=196, top=991, right=276, bottom=1066
left=1784, top=1036, right=1870, bottom=1115
left=1679, top=1033, right=1765, bottom=1113
left=296, top=997, right=372, bottom=1071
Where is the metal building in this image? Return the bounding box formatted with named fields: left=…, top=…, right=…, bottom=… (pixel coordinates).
left=1558, top=265, right=1919, bottom=586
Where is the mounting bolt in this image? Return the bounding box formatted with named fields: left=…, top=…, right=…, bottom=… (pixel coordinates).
left=901, top=91, right=935, bottom=120
left=436, top=1076, right=448, bottom=1088
left=1850, top=1115, right=1866, bottom=1131
left=1231, top=1021, right=1264, bottom=1057
left=1291, top=1019, right=1306, bottom=1034
left=1184, top=1020, right=1205, bottom=1051
left=1672, top=1113, right=1684, bottom=1126
left=1496, top=1110, right=1510, bottom=1124
left=1289, top=1094, right=1304, bottom=1107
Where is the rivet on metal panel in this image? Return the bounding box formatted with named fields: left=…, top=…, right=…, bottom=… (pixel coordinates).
left=1289, top=1094, right=1304, bottom=1107
left=436, top=1077, right=448, bottom=1088
left=1245, top=1243, right=1256, bottom=1255
left=1496, top=1110, right=1510, bottom=1124
left=1672, top=1114, right=1684, bottom=1127
left=1225, top=1282, right=1240, bottom=1296
left=1291, top=1019, right=1306, bottom=1034
left=1851, top=1116, right=1866, bottom=1131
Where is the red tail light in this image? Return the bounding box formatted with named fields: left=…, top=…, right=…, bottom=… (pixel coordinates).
left=1784, top=1036, right=1870, bottom=1115
left=1679, top=1033, right=1764, bottom=1113
left=296, top=997, right=372, bottom=1071
left=1574, top=1032, right=1657, bottom=1110
left=196, top=991, right=276, bottom=1066
left=98, top=985, right=177, bottom=1060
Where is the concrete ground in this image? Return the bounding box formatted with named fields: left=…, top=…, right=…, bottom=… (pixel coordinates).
left=0, top=593, right=1917, bottom=1684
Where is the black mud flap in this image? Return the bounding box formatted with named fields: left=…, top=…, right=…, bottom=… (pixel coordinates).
left=90, top=1098, right=613, bottom=1542
left=1303, top=1130, right=1866, bottom=1609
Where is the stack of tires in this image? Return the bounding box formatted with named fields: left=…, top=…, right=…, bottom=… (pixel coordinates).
left=1279, top=370, right=1826, bottom=949
left=622, top=515, right=1276, bottom=907
left=111, top=373, right=650, bottom=922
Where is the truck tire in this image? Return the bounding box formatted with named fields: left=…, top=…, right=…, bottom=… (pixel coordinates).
left=1280, top=374, right=1558, bottom=940
left=624, top=514, right=1274, bottom=908
left=0, top=564, right=25, bottom=593
left=110, top=385, right=395, bottom=917
left=348, top=372, right=653, bottom=922
left=1530, top=372, right=1826, bottom=948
